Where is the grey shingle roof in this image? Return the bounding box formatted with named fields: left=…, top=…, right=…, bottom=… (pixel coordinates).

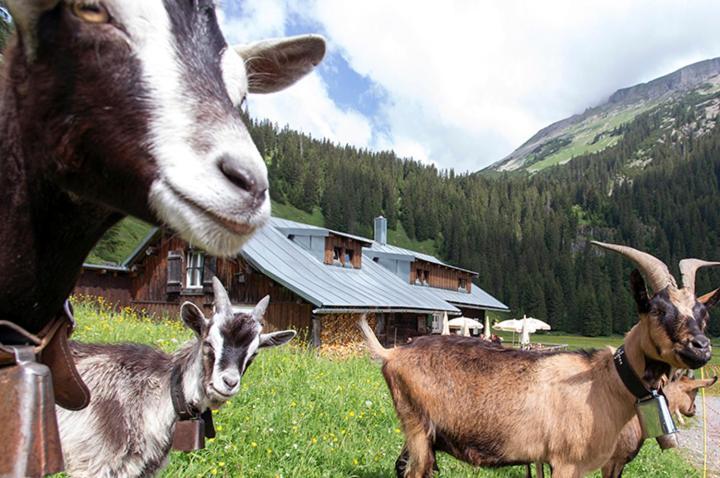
left=241, top=221, right=459, bottom=314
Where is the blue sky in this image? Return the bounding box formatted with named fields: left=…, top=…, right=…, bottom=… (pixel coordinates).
left=220, top=0, right=720, bottom=172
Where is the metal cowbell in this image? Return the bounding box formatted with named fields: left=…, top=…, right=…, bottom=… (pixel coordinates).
left=0, top=346, right=64, bottom=478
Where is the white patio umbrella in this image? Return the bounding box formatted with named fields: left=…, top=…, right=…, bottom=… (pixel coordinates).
left=495, top=315, right=551, bottom=346
left=441, top=312, right=450, bottom=335
left=447, top=317, right=483, bottom=333
left=520, top=318, right=531, bottom=347
left=484, top=315, right=491, bottom=339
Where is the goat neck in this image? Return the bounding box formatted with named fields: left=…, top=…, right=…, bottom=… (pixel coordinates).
left=619, top=322, right=670, bottom=394
left=170, top=341, right=208, bottom=412
left=0, top=68, right=120, bottom=334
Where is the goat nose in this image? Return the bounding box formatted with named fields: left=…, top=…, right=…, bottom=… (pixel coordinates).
left=222, top=375, right=239, bottom=389
left=218, top=155, right=268, bottom=200
left=691, top=335, right=711, bottom=350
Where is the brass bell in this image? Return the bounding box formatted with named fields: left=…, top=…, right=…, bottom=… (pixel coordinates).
left=0, top=346, right=64, bottom=477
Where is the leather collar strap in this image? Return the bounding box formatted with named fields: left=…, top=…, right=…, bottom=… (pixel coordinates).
left=170, top=364, right=198, bottom=420
left=613, top=345, right=652, bottom=400
left=169, top=365, right=216, bottom=438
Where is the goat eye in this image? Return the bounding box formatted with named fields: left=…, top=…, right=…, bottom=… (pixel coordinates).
left=72, top=2, right=110, bottom=24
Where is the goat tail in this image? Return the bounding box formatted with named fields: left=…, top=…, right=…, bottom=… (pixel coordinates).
left=358, top=315, right=392, bottom=363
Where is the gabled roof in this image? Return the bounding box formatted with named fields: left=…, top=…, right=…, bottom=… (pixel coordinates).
left=273, top=217, right=373, bottom=246
left=365, top=242, right=479, bottom=276
left=241, top=220, right=459, bottom=314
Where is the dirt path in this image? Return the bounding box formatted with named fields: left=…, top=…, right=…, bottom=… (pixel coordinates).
left=681, top=396, right=720, bottom=477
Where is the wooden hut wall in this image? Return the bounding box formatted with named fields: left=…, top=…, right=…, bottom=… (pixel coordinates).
left=323, top=234, right=363, bottom=268
left=75, top=270, right=133, bottom=305
left=409, top=259, right=473, bottom=292
left=457, top=307, right=485, bottom=320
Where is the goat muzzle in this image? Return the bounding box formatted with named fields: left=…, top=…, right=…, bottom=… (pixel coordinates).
left=677, top=335, right=712, bottom=369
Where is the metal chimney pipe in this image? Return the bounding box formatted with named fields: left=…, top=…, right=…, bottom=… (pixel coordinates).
left=374, top=216, right=387, bottom=245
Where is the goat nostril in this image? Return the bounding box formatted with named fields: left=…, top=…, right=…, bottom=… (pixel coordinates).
left=222, top=376, right=239, bottom=389
left=220, top=158, right=255, bottom=193
left=691, top=336, right=710, bottom=350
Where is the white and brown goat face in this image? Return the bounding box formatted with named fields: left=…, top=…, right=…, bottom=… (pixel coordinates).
left=630, top=272, right=719, bottom=369
left=180, top=278, right=295, bottom=404
left=6, top=0, right=325, bottom=256
left=593, top=242, right=719, bottom=370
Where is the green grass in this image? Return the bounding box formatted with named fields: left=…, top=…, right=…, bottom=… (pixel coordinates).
left=86, top=217, right=154, bottom=265
left=271, top=202, right=326, bottom=227
left=386, top=221, right=439, bottom=257
left=528, top=103, right=657, bottom=172
left=63, top=300, right=702, bottom=477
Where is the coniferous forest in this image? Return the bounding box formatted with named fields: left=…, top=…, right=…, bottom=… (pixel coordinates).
left=246, top=96, right=720, bottom=337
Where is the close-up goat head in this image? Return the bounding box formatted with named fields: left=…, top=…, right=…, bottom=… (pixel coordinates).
left=182, top=277, right=296, bottom=407
left=4, top=0, right=325, bottom=257
left=593, top=242, right=719, bottom=370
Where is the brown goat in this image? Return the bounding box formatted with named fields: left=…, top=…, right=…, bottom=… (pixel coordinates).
left=601, top=374, right=718, bottom=478
left=359, top=242, right=719, bottom=478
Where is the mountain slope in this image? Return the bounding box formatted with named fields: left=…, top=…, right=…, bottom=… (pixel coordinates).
left=489, top=57, right=720, bottom=172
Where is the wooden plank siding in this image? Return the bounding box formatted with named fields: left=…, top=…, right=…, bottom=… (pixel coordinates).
left=323, top=234, right=363, bottom=268
left=75, top=270, right=134, bottom=305
left=74, top=233, right=314, bottom=334
left=409, top=259, right=473, bottom=292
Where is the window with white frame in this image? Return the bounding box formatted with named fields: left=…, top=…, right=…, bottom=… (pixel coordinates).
left=186, top=251, right=204, bottom=288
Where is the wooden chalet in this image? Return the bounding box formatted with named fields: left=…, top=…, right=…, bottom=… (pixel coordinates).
left=76, top=217, right=508, bottom=346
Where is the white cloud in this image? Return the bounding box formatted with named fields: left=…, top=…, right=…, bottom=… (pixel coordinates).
left=221, top=0, right=720, bottom=171
left=247, top=73, right=373, bottom=148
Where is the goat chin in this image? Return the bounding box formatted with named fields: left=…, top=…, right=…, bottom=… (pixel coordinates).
left=148, top=180, right=270, bottom=257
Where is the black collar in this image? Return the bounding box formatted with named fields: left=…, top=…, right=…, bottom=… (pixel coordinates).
left=613, top=345, right=652, bottom=400
left=170, top=364, right=199, bottom=420
left=170, top=364, right=216, bottom=438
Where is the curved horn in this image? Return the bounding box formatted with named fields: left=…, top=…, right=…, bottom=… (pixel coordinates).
left=211, top=276, right=232, bottom=316
left=679, top=259, right=720, bottom=295
left=591, top=241, right=677, bottom=292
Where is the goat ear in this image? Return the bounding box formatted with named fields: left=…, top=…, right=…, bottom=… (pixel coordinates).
left=698, top=288, right=720, bottom=310
left=6, top=0, right=60, bottom=61
left=694, top=376, right=719, bottom=390
left=630, top=269, right=651, bottom=314
left=234, top=34, right=326, bottom=94
left=252, top=295, right=270, bottom=324
left=259, top=330, right=296, bottom=348
left=181, top=302, right=208, bottom=336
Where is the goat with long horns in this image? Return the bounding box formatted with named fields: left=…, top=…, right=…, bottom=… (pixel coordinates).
left=592, top=241, right=717, bottom=370
left=359, top=242, right=719, bottom=478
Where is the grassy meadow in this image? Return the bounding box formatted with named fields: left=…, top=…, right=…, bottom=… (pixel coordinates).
left=66, top=298, right=707, bottom=477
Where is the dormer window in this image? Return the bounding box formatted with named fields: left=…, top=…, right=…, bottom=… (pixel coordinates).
left=186, top=251, right=204, bottom=288
left=333, top=247, right=343, bottom=265
left=345, top=250, right=354, bottom=267
left=415, top=268, right=430, bottom=286
left=459, top=278, right=467, bottom=291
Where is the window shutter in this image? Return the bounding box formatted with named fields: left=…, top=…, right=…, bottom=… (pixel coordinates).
left=202, top=256, right=217, bottom=293
left=167, top=251, right=182, bottom=294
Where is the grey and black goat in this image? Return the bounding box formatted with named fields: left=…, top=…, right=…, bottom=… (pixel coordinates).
left=57, top=278, right=295, bottom=478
